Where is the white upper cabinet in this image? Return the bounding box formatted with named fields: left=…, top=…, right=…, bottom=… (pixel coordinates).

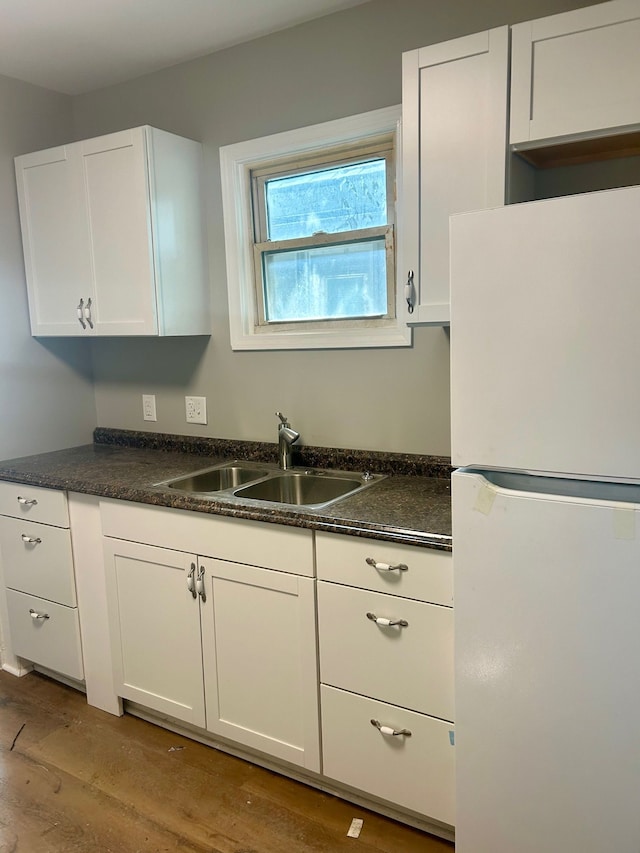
left=15, top=126, right=210, bottom=337
left=14, top=144, right=94, bottom=336
left=510, top=0, right=640, bottom=150
left=400, top=27, right=509, bottom=326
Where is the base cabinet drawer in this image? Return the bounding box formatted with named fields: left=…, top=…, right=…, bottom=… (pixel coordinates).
left=321, top=685, right=455, bottom=826
left=6, top=589, right=83, bottom=680
left=0, top=481, right=69, bottom=527
left=318, top=582, right=453, bottom=720
left=0, top=516, right=76, bottom=605
left=316, top=532, right=452, bottom=605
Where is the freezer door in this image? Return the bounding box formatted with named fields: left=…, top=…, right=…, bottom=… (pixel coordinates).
left=450, top=184, right=640, bottom=480
left=453, top=469, right=640, bottom=853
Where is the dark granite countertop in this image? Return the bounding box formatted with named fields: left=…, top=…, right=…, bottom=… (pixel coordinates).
left=0, top=430, right=452, bottom=551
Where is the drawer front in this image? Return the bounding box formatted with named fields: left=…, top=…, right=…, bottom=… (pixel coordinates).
left=0, top=481, right=68, bottom=527
left=316, top=532, right=452, bottom=605
left=6, top=589, right=83, bottom=680
left=318, top=582, right=453, bottom=721
left=100, top=499, right=314, bottom=576
left=0, top=517, right=76, bottom=605
left=321, top=684, right=455, bottom=826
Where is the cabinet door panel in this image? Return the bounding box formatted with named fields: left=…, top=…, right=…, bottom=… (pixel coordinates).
left=14, top=145, right=93, bottom=336
left=510, top=2, right=640, bottom=146
left=103, top=538, right=205, bottom=726
left=200, top=558, right=320, bottom=770
left=401, top=27, right=508, bottom=325
left=81, top=128, right=157, bottom=335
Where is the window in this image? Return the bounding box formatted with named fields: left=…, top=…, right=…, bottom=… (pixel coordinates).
left=220, top=106, right=410, bottom=350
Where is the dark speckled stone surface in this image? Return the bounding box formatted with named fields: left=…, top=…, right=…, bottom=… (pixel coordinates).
left=0, top=429, right=452, bottom=551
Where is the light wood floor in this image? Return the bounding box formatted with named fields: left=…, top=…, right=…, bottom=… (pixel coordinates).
left=0, top=671, right=454, bottom=852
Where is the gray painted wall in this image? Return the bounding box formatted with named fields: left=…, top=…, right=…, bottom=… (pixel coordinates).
left=0, top=0, right=589, bottom=458
left=60, top=0, right=601, bottom=456
left=0, top=75, right=96, bottom=461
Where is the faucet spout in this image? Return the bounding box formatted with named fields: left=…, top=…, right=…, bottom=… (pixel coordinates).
left=275, top=412, right=300, bottom=469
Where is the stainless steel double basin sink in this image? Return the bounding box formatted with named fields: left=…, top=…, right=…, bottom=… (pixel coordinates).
left=157, top=461, right=385, bottom=510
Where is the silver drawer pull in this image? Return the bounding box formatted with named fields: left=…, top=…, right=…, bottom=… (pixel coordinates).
left=29, top=609, right=49, bottom=621
left=84, top=297, right=94, bottom=329
left=17, top=496, right=38, bottom=507
left=196, top=565, right=206, bottom=603
left=366, top=611, right=408, bottom=628
left=187, top=563, right=197, bottom=599
left=365, top=557, right=408, bottom=573
left=371, top=718, right=412, bottom=737
left=21, top=534, right=42, bottom=545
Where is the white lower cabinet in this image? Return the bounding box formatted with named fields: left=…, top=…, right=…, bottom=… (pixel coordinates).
left=316, top=532, right=454, bottom=827
left=0, top=481, right=83, bottom=680
left=101, top=500, right=320, bottom=772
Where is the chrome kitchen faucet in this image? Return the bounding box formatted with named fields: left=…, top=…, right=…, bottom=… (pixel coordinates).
left=275, top=412, right=300, bottom=470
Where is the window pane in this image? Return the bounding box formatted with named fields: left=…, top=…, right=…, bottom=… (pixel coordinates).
left=262, top=238, right=388, bottom=323
left=265, top=159, right=387, bottom=241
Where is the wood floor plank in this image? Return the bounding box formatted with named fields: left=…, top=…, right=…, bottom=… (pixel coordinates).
left=0, top=671, right=454, bottom=852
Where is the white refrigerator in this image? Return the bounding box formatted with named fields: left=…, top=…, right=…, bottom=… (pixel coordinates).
left=450, top=184, right=640, bottom=852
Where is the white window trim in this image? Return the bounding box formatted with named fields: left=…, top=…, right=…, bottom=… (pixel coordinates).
left=220, top=106, right=411, bottom=351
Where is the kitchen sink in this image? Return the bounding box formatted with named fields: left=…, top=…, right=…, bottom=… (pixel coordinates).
left=234, top=471, right=372, bottom=508
left=158, top=461, right=384, bottom=509
left=164, top=463, right=268, bottom=493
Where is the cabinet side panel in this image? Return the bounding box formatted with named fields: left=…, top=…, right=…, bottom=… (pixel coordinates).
left=147, top=128, right=211, bottom=336
left=69, top=493, right=121, bottom=715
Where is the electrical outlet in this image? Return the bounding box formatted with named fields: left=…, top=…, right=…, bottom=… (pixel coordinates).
left=142, top=394, right=157, bottom=422
left=185, top=395, right=207, bottom=425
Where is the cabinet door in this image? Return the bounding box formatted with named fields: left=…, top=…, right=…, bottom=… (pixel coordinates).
left=401, top=27, right=508, bottom=326
left=81, top=127, right=158, bottom=335
left=200, top=558, right=320, bottom=771
left=103, top=538, right=205, bottom=727
left=510, top=0, right=640, bottom=148
left=14, top=145, right=93, bottom=336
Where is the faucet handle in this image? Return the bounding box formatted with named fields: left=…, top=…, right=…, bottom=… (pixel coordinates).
left=276, top=411, right=289, bottom=426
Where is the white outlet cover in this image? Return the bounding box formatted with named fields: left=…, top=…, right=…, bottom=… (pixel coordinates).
left=142, top=394, right=157, bottom=422
left=185, top=395, right=207, bottom=425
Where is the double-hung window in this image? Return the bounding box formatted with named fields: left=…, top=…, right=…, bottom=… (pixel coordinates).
left=220, top=106, right=410, bottom=350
